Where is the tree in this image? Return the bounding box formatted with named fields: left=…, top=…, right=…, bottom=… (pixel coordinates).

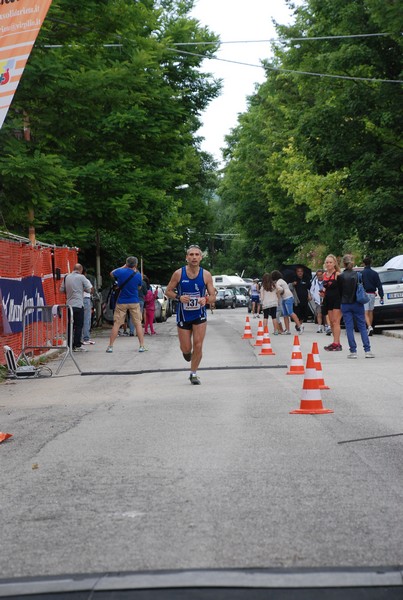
left=0, top=0, right=221, bottom=282
left=218, top=0, right=403, bottom=268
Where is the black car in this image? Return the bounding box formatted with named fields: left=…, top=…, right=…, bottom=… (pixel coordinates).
left=215, top=288, right=237, bottom=309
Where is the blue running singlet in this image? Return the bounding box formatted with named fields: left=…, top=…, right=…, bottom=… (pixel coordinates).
left=176, top=266, right=207, bottom=324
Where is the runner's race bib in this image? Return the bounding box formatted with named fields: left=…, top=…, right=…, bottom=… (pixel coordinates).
left=185, top=293, right=200, bottom=310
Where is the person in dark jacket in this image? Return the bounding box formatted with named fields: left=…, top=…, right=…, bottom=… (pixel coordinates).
left=292, top=266, right=311, bottom=324
left=361, top=256, right=384, bottom=336
left=337, top=255, right=374, bottom=359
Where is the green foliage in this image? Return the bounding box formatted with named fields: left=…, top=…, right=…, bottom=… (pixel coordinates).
left=218, top=0, right=403, bottom=272
left=0, top=0, right=221, bottom=281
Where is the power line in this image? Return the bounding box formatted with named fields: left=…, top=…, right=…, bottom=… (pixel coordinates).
left=42, top=17, right=402, bottom=84
left=172, top=32, right=396, bottom=45
left=167, top=47, right=403, bottom=84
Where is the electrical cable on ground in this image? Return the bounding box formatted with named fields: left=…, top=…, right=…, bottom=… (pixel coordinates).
left=338, top=433, right=403, bottom=445
left=81, top=365, right=287, bottom=376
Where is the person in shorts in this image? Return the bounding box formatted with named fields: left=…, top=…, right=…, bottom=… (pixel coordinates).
left=271, top=270, right=303, bottom=334
left=165, top=245, right=216, bottom=385
left=250, top=279, right=261, bottom=318
left=106, top=256, right=146, bottom=353
left=321, top=254, right=342, bottom=351
left=260, top=272, right=280, bottom=334
left=310, top=269, right=325, bottom=332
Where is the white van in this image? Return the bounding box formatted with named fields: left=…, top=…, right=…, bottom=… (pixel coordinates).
left=212, top=275, right=251, bottom=307
left=212, top=275, right=252, bottom=290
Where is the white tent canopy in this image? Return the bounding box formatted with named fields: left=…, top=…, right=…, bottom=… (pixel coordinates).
left=383, top=255, right=403, bottom=269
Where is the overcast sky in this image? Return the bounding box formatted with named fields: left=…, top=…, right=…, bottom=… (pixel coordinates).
left=190, top=0, right=300, bottom=163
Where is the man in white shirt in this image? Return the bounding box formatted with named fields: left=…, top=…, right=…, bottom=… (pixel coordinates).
left=60, top=264, right=92, bottom=352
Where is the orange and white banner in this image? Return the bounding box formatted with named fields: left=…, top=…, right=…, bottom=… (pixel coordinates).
left=0, top=0, right=53, bottom=129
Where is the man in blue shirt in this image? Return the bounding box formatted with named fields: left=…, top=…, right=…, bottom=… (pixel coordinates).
left=361, top=256, right=384, bottom=336
left=106, top=256, right=146, bottom=353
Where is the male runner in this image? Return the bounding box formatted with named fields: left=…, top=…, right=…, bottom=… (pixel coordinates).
left=166, top=245, right=216, bottom=385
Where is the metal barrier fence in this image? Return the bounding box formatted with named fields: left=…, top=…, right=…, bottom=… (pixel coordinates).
left=21, top=304, right=81, bottom=375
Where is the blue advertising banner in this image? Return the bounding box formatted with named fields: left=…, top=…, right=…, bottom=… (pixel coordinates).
left=0, top=276, right=45, bottom=334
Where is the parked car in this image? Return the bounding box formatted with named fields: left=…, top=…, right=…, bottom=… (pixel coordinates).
left=234, top=287, right=248, bottom=307
left=372, top=268, right=403, bottom=327
left=215, top=288, right=237, bottom=309
left=161, top=285, right=175, bottom=318
left=150, top=284, right=169, bottom=322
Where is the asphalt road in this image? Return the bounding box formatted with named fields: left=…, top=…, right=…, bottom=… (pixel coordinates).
left=1, top=311, right=403, bottom=579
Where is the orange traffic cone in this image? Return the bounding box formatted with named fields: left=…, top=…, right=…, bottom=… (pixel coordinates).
left=241, top=316, right=254, bottom=339
left=311, top=342, right=330, bottom=390
left=0, top=432, right=13, bottom=443
left=290, top=354, right=334, bottom=414
left=286, top=335, right=304, bottom=375
left=259, top=326, right=275, bottom=355
left=254, top=320, right=264, bottom=346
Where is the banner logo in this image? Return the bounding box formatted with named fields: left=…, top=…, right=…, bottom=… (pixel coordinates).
left=0, top=0, right=53, bottom=128
left=0, top=276, right=46, bottom=334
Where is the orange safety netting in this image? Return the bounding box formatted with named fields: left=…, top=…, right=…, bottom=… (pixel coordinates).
left=0, top=238, right=78, bottom=364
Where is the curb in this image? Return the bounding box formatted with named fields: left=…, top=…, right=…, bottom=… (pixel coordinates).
left=381, top=330, right=403, bottom=340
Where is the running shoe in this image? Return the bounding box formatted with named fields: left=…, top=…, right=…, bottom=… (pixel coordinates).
left=189, top=374, right=201, bottom=385
left=324, top=343, right=342, bottom=351
left=295, top=325, right=304, bottom=334
left=73, top=346, right=88, bottom=352
left=347, top=352, right=358, bottom=359
left=138, top=346, right=148, bottom=352
left=106, top=346, right=113, bottom=353
left=367, top=326, right=374, bottom=336
left=365, top=351, right=375, bottom=358
left=183, top=352, right=192, bottom=362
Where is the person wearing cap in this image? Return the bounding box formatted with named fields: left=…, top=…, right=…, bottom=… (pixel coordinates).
left=165, top=245, right=216, bottom=385
left=250, top=279, right=261, bottom=318
left=337, top=254, right=374, bottom=359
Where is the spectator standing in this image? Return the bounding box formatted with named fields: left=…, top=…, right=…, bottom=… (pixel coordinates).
left=144, top=282, right=158, bottom=335
left=321, top=254, right=342, bottom=351
left=250, top=279, right=261, bottom=317
left=361, top=256, right=384, bottom=336
left=271, top=270, right=303, bottom=334
left=293, top=267, right=311, bottom=324
left=260, top=272, right=280, bottom=334
left=60, top=263, right=92, bottom=352
left=310, top=269, right=325, bottom=332
left=338, top=255, right=374, bottom=358
left=106, top=256, right=146, bottom=353
left=128, top=276, right=147, bottom=336
left=82, top=268, right=95, bottom=345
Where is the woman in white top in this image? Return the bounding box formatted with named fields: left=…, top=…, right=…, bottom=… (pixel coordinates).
left=260, top=272, right=281, bottom=334
left=271, top=270, right=303, bottom=334
left=250, top=279, right=261, bottom=318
